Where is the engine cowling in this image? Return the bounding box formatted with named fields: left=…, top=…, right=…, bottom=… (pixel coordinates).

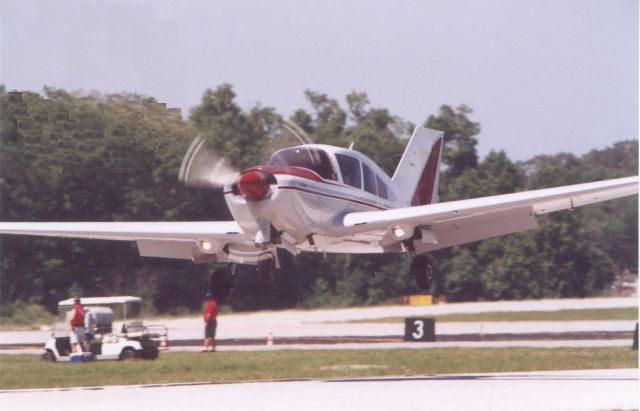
left=237, top=169, right=274, bottom=201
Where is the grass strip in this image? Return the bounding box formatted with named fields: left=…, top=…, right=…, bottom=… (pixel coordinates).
left=0, top=347, right=636, bottom=390
left=345, top=307, right=639, bottom=324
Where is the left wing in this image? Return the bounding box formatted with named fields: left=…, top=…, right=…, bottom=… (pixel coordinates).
left=342, top=176, right=638, bottom=253
left=0, top=221, right=253, bottom=261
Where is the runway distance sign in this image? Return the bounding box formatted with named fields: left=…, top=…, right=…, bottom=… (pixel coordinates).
left=404, top=317, right=435, bottom=342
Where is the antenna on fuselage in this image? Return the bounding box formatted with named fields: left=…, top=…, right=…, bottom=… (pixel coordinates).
left=348, top=142, right=354, bottom=150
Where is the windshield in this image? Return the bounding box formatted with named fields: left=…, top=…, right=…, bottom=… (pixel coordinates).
left=267, top=147, right=337, bottom=180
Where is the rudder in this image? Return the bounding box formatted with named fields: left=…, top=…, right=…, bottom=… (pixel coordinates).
left=392, top=126, right=444, bottom=206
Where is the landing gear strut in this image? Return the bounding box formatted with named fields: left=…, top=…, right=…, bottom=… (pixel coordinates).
left=410, top=255, right=434, bottom=291
left=257, top=256, right=275, bottom=284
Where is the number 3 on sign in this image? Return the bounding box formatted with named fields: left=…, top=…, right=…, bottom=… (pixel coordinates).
left=412, top=320, right=424, bottom=339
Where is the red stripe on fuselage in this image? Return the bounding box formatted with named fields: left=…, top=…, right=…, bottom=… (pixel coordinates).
left=242, top=165, right=324, bottom=182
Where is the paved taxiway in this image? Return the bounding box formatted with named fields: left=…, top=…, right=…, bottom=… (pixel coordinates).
left=1, top=368, right=637, bottom=411
left=1, top=297, right=636, bottom=346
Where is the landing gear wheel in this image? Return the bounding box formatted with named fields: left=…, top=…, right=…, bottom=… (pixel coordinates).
left=410, top=255, right=434, bottom=291
left=209, top=268, right=233, bottom=302
left=257, top=257, right=275, bottom=284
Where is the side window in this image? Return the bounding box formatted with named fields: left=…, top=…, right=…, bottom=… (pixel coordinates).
left=336, top=154, right=362, bottom=189
left=362, top=163, right=378, bottom=196
left=376, top=176, right=389, bottom=200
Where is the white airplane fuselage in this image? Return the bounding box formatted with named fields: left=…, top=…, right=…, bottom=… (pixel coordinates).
left=223, top=144, right=402, bottom=255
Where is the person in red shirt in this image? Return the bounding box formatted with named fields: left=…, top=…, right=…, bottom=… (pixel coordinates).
left=203, top=292, right=218, bottom=352
left=69, top=296, right=85, bottom=353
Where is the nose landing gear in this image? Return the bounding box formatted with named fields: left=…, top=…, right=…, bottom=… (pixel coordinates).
left=410, top=255, right=434, bottom=291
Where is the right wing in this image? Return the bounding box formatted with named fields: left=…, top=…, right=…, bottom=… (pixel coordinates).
left=0, top=221, right=254, bottom=261
left=341, top=176, right=638, bottom=253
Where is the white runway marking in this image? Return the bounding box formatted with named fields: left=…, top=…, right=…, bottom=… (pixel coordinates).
left=0, top=369, right=637, bottom=411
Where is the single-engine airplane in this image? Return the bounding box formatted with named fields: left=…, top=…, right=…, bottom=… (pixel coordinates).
left=0, top=126, right=637, bottom=294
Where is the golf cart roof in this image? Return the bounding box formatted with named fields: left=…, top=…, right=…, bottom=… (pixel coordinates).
left=58, top=296, right=142, bottom=307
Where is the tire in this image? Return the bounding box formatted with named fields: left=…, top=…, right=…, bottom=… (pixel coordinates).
left=119, top=347, right=137, bottom=361
left=41, top=350, right=56, bottom=362
left=141, top=346, right=159, bottom=360
left=411, top=255, right=434, bottom=290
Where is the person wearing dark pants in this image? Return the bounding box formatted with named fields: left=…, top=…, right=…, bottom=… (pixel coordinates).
left=203, top=293, right=218, bottom=352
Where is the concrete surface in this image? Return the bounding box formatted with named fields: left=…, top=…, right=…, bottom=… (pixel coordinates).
left=0, top=368, right=637, bottom=411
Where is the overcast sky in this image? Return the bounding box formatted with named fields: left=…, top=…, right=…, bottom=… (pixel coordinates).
left=1, top=0, right=637, bottom=160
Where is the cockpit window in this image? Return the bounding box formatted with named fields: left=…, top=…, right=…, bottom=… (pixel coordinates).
left=336, top=153, right=362, bottom=189
left=267, top=147, right=337, bottom=180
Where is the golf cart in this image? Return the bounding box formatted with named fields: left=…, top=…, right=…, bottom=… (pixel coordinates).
left=42, top=296, right=168, bottom=362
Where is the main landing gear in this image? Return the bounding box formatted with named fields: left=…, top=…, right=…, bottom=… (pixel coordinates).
left=410, top=255, right=434, bottom=291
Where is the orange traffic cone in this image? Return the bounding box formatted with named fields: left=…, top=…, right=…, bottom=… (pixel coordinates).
left=267, top=331, right=274, bottom=346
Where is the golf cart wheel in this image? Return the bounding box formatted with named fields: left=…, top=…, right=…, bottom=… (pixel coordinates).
left=141, top=346, right=159, bottom=360
left=41, top=350, right=56, bottom=362
left=119, top=347, right=138, bottom=361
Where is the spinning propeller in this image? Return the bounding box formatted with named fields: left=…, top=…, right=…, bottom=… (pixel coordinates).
left=178, top=120, right=313, bottom=189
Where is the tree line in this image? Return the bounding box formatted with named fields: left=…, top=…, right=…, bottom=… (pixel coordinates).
left=0, top=85, right=636, bottom=314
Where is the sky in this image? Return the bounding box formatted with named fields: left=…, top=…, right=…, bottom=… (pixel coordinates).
left=0, top=0, right=637, bottom=160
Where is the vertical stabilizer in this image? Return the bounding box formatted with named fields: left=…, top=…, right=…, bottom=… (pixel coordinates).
left=392, top=126, right=444, bottom=206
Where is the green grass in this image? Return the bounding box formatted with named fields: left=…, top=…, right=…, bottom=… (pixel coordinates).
left=344, top=307, right=639, bottom=324
left=0, top=303, right=54, bottom=331
left=0, top=347, right=637, bottom=390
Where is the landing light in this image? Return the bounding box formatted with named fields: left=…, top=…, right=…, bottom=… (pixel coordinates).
left=199, top=239, right=213, bottom=251
left=391, top=225, right=406, bottom=239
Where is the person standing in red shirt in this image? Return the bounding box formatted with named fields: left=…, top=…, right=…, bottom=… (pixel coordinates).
left=69, top=296, right=85, bottom=353
left=203, top=292, right=218, bottom=352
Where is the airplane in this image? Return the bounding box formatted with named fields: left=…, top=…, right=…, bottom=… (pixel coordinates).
left=0, top=126, right=637, bottom=297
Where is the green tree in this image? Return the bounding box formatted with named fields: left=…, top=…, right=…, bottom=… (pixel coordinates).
left=425, top=104, right=480, bottom=180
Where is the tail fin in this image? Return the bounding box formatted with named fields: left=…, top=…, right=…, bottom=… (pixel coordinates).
left=392, top=126, right=444, bottom=206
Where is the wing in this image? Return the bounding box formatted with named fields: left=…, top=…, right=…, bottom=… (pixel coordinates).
left=0, top=221, right=254, bottom=261
left=341, top=176, right=638, bottom=253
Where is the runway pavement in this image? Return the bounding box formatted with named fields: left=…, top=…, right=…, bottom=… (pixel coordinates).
left=0, top=368, right=637, bottom=411
left=1, top=297, right=637, bottom=346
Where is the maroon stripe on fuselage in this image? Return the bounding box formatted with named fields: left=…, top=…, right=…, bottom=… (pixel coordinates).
left=277, top=185, right=388, bottom=211
left=411, top=137, right=442, bottom=206
left=229, top=166, right=390, bottom=209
